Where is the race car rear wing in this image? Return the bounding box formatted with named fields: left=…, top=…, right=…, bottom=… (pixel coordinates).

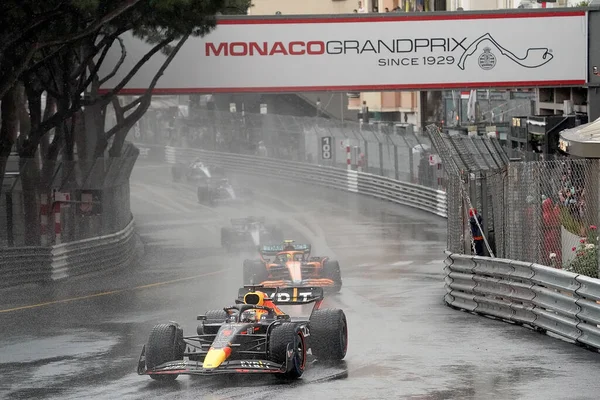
left=231, top=216, right=265, bottom=226
left=237, top=286, right=324, bottom=305
left=258, top=243, right=311, bottom=257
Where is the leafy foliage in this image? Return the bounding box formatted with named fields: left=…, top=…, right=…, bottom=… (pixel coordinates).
left=1, top=0, right=252, bottom=161
left=559, top=206, right=586, bottom=236
left=565, top=225, right=598, bottom=278
left=0, top=0, right=252, bottom=244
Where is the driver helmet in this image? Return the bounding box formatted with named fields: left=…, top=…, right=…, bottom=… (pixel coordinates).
left=286, top=253, right=293, bottom=262
left=240, top=309, right=258, bottom=322
left=241, top=309, right=268, bottom=322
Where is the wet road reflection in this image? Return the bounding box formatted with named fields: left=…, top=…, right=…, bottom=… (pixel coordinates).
left=0, top=163, right=599, bottom=399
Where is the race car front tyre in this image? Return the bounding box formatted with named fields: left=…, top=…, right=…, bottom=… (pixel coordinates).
left=145, top=323, right=185, bottom=381
left=323, top=260, right=343, bottom=293
left=309, top=309, right=348, bottom=361
left=269, top=323, right=306, bottom=379
left=243, top=260, right=268, bottom=285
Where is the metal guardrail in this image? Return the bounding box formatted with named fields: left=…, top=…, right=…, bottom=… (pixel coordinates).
left=445, top=252, right=600, bottom=350
left=0, top=219, right=136, bottom=288
left=135, top=143, right=447, bottom=218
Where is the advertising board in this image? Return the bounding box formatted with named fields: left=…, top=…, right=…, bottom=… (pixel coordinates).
left=100, top=11, right=587, bottom=93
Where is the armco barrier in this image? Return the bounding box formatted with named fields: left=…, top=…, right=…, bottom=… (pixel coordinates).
left=135, top=143, right=447, bottom=218
left=445, top=252, right=600, bottom=351
left=0, top=219, right=136, bottom=288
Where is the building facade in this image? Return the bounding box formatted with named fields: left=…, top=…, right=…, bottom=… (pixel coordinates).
left=248, top=0, right=582, bottom=126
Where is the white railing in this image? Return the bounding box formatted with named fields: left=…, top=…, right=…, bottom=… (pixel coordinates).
left=136, top=143, right=447, bottom=218
left=0, top=219, right=136, bottom=288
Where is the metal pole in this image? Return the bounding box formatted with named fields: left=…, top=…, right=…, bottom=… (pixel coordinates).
left=6, top=193, right=13, bottom=246
left=379, top=142, right=384, bottom=176
left=54, top=201, right=62, bottom=245
left=394, top=145, right=399, bottom=181
left=40, top=193, right=48, bottom=246
left=340, top=93, right=344, bottom=127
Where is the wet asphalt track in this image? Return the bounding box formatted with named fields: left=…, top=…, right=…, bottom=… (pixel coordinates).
left=1, top=161, right=600, bottom=400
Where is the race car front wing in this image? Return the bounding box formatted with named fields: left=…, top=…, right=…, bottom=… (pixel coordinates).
left=137, top=344, right=291, bottom=376
left=260, top=278, right=336, bottom=288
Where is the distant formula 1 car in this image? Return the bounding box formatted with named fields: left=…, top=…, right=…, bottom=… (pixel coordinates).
left=137, top=286, right=348, bottom=381
left=243, top=241, right=342, bottom=293
left=171, top=159, right=225, bottom=183
left=221, top=217, right=284, bottom=252
left=197, top=178, right=253, bottom=207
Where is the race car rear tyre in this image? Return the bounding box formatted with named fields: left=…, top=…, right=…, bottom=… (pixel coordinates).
left=323, top=260, right=343, bottom=293
left=172, top=163, right=184, bottom=182
left=221, top=227, right=232, bottom=251
left=145, top=323, right=185, bottom=381
left=309, top=309, right=348, bottom=361
left=200, top=309, right=229, bottom=335
left=266, top=226, right=284, bottom=243
left=243, top=260, right=268, bottom=285
left=269, top=322, right=306, bottom=379
left=197, top=187, right=214, bottom=206
left=204, top=309, right=228, bottom=323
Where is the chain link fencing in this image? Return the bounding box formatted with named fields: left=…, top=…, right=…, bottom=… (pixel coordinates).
left=0, top=143, right=138, bottom=247
left=427, top=124, right=600, bottom=277
left=133, top=109, right=446, bottom=192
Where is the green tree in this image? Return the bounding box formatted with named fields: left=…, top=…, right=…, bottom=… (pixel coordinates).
left=0, top=0, right=252, bottom=244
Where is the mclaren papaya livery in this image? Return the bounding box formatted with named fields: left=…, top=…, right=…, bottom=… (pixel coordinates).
left=221, top=217, right=284, bottom=252
left=137, top=286, right=348, bottom=381
left=243, top=241, right=342, bottom=293
left=197, top=177, right=254, bottom=207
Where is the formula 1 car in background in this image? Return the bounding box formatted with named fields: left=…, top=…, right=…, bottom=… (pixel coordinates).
left=137, top=286, right=348, bottom=381
left=197, top=177, right=253, bottom=207
left=243, top=240, right=342, bottom=293
left=221, top=217, right=284, bottom=252
left=171, top=159, right=225, bottom=183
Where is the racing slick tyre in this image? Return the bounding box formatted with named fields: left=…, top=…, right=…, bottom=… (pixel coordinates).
left=145, top=323, right=185, bottom=381
left=197, top=187, right=216, bottom=206
left=243, top=260, right=268, bottom=285
left=198, top=309, right=229, bottom=335
left=323, top=260, right=343, bottom=293
left=268, top=322, right=306, bottom=380
left=309, top=309, right=348, bottom=361
left=171, top=163, right=184, bottom=182
left=221, top=227, right=232, bottom=252
left=266, top=226, right=284, bottom=243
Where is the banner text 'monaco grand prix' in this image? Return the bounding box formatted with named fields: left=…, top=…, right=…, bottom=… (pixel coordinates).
left=100, top=11, right=587, bottom=93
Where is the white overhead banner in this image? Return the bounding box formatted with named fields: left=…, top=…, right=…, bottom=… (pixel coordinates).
left=100, top=11, right=588, bottom=94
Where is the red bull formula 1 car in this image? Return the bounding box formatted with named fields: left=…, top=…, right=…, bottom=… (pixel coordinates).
left=137, top=286, right=348, bottom=381
left=243, top=241, right=342, bottom=293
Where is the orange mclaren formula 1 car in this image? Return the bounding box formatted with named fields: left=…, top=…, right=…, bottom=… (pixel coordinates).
left=136, top=285, right=348, bottom=381
left=243, top=241, right=342, bottom=293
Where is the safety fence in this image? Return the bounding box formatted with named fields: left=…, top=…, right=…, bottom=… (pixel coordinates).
left=427, top=124, right=600, bottom=278
left=445, top=252, right=600, bottom=350
left=0, top=219, right=136, bottom=288
left=1, top=143, right=138, bottom=247
left=131, top=109, right=444, bottom=191
left=134, top=143, right=448, bottom=218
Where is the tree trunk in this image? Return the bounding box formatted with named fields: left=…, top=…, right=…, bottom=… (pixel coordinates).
left=0, top=85, right=20, bottom=197
left=108, top=126, right=129, bottom=157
